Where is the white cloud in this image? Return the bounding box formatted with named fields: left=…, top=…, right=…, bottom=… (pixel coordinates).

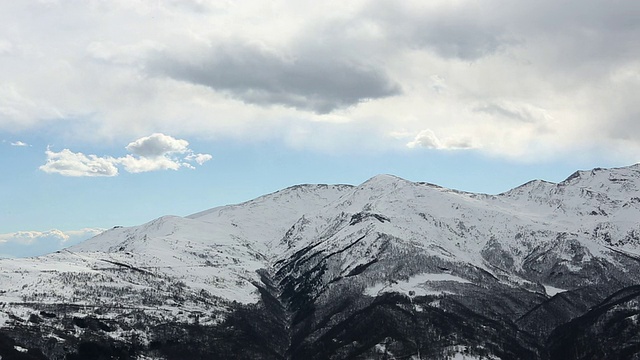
left=40, top=148, right=120, bottom=177
left=185, top=153, right=213, bottom=165
left=0, top=229, right=69, bottom=244
left=119, top=154, right=182, bottom=173
left=86, top=40, right=162, bottom=65
left=407, top=129, right=441, bottom=149
left=10, top=140, right=28, bottom=146
left=0, top=85, right=63, bottom=130
left=40, top=133, right=211, bottom=177
left=406, top=129, right=477, bottom=150
left=0, top=228, right=104, bottom=258
left=125, top=133, right=189, bottom=157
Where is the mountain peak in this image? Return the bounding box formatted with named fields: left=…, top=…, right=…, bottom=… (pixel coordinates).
left=360, top=174, right=409, bottom=187
left=560, top=163, right=640, bottom=185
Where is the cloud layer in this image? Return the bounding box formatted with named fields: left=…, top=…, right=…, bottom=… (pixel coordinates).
left=0, top=228, right=104, bottom=258
left=40, top=133, right=212, bottom=177
left=1, top=1, right=639, bottom=161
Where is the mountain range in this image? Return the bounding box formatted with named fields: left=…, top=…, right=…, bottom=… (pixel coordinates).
left=2, top=164, right=640, bottom=359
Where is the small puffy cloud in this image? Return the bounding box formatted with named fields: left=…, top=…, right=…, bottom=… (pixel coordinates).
left=40, top=133, right=211, bottom=177
left=0, top=228, right=104, bottom=258
left=406, top=129, right=441, bottom=149
left=125, top=133, right=189, bottom=157
left=40, top=148, right=120, bottom=177
left=185, top=153, right=213, bottom=165
left=120, top=133, right=211, bottom=173
left=10, top=140, right=29, bottom=146
left=119, top=154, right=182, bottom=173
left=407, top=129, right=477, bottom=150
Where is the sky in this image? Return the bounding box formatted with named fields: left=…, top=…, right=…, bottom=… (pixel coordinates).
left=1, top=0, right=639, bottom=257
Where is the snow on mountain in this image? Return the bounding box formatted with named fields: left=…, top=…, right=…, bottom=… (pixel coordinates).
left=187, top=184, right=354, bottom=253
left=0, top=183, right=356, bottom=331
left=3, top=165, right=640, bottom=313
left=1, top=164, right=640, bottom=359
left=269, top=165, right=640, bottom=297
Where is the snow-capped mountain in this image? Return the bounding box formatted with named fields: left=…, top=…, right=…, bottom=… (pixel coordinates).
left=2, top=165, right=640, bottom=359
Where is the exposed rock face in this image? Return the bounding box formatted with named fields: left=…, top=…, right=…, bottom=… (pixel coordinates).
left=2, top=165, right=640, bottom=359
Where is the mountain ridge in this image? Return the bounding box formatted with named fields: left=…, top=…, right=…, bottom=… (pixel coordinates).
left=2, top=164, right=640, bottom=359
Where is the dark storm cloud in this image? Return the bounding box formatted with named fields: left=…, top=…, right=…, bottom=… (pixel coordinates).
left=148, top=43, right=400, bottom=113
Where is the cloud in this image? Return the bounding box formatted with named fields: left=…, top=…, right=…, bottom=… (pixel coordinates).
left=368, top=2, right=513, bottom=61
left=472, top=101, right=553, bottom=124
left=406, top=129, right=441, bottom=149
left=0, top=84, right=63, bottom=130
left=0, top=39, right=12, bottom=55
left=0, top=228, right=104, bottom=258
left=407, top=129, right=477, bottom=150
left=10, top=140, right=29, bottom=146
left=149, top=42, right=400, bottom=113
left=40, top=148, right=120, bottom=177
left=40, top=133, right=211, bottom=177
left=1, top=1, right=640, bottom=161
left=125, top=133, right=189, bottom=157
left=119, top=154, right=182, bottom=173
left=185, top=153, right=213, bottom=165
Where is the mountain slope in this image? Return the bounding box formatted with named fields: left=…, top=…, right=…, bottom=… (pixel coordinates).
left=2, top=165, right=640, bottom=359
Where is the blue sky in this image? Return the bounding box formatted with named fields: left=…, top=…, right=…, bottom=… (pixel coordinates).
left=1, top=0, right=639, bottom=257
